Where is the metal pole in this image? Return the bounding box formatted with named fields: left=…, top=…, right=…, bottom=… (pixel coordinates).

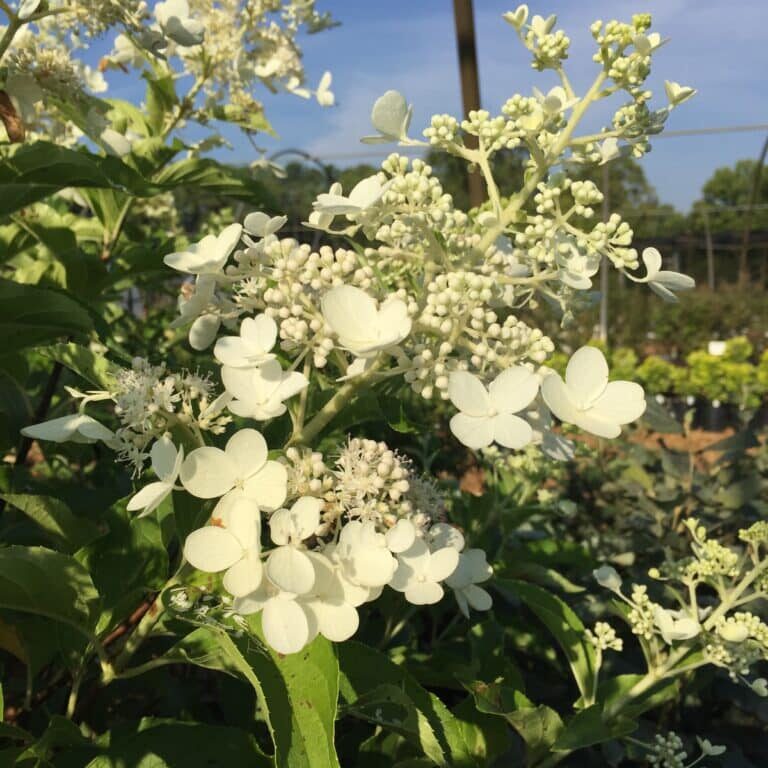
left=702, top=206, right=715, bottom=290
left=452, top=0, right=485, bottom=208
left=598, top=163, right=610, bottom=342
left=738, top=131, right=768, bottom=287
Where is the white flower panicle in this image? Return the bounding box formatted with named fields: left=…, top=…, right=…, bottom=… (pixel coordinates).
left=22, top=8, right=700, bottom=656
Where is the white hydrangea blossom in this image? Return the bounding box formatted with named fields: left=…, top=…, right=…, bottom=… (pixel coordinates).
left=23, top=8, right=701, bottom=656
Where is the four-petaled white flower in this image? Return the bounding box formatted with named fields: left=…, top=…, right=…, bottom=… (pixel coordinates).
left=321, top=285, right=411, bottom=358
left=639, top=248, right=695, bottom=302
left=316, top=71, right=335, bottom=107
left=336, top=519, right=397, bottom=588
left=21, top=414, right=115, bottom=445
left=180, top=428, right=287, bottom=509
left=312, top=176, right=387, bottom=217
left=445, top=549, right=493, bottom=618
left=127, top=435, right=184, bottom=516
left=389, top=538, right=459, bottom=605
left=448, top=366, right=540, bottom=450
left=556, top=237, right=601, bottom=290
left=243, top=212, right=287, bottom=244
left=266, top=496, right=323, bottom=596
left=300, top=552, right=359, bottom=642
left=541, top=346, right=646, bottom=438
left=184, top=494, right=263, bottom=597
left=164, top=223, right=242, bottom=275
left=653, top=606, right=700, bottom=644
left=214, top=314, right=278, bottom=368
left=155, top=0, right=204, bottom=47
left=361, top=90, right=413, bottom=144
left=664, top=80, right=696, bottom=107
left=222, top=360, right=309, bottom=421
left=169, top=275, right=224, bottom=351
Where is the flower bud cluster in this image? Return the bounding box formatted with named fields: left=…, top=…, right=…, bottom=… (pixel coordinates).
left=586, top=621, right=623, bottom=652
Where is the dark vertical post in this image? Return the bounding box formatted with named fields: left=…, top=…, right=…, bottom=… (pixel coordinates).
left=738, top=131, right=768, bottom=287
left=452, top=0, right=485, bottom=208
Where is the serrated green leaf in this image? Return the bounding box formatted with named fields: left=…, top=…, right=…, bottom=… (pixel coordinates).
left=0, top=546, right=100, bottom=635
left=40, top=342, right=118, bottom=390
left=163, top=618, right=340, bottom=768
left=494, top=579, right=596, bottom=702
left=339, top=641, right=483, bottom=767
left=0, top=493, right=104, bottom=553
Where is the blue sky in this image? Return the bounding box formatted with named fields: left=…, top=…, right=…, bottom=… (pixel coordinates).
left=99, top=0, right=768, bottom=211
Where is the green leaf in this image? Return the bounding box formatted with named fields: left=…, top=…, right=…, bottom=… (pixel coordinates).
left=552, top=705, right=636, bottom=751
left=0, top=367, right=31, bottom=449
left=642, top=397, right=683, bottom=434
left=143, top=72, right=179, bottom=133
left=466, top=680, right=562, bottom=764
left=494, top=579, right=596, bottom=702
left=597, top=673, right=679, bottom=720
left=0, top=493, right=104, bottom=553
left=76, top=499, right=168, bottom=634
left=164, top=618, right=340, bottom=768
left=0, top=546, right=99, bottom=635
left=0, top=141, right=159, bottom=216
left=55, top=718, right=269, bottom=767
left=40, top=342, right=119, bottom=390
left=0, top=278, right=93, bottom=352
left=339, top=641, right=483, bottom=767
left=155, top=157, right=268, bottom=200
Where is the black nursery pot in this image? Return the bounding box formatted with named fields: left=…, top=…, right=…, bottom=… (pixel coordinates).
left=691, top=398, right=738, bottom=431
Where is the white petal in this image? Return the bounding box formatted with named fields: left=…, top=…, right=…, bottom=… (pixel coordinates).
left=464, top=584, right=493, bottom=611
left=591, top=381, right=647, bottom=425
left=243, top=460, right=287, bottom=511
left=405, top=581, right=444, bottom=605
left=573, top=411, right=621, bottom=439
left=221, top=365, right=256, bottom=401
left=262, top=597, right=310, bottom=654
left=225, top=496, right=261, bottom=549
left=427, top=547, right=460, bottom=583
left=370, top=90, right=409, bottom=139
left=189, top=314, right=220, bottom=350
left=429, top=523, right=465, bottom=552
left=321, top=285, right=379, bottom=348
left=541, top=374, right=579, bottom=425
left=241, top=314, right=277, bottom=354
left=642, top=247, right=662, bottom=278
left=184, top=526, right=242, bottom=572
left=266, top=547, right=315, bottom=595
left=309, top=600, right=359, bottom=642
left=150, top=435, right=178, bottom=480
left=290, top=497, right=323, bottom=540
left=655, top=271, right=695, bottom=291
left=449, top=413, right=495, bottom=450
left=349, top=548, right=395, bottom=587
left=492, top=413, right=533, bottom=450
left=21, top=414, right=86, bottom=443
left=377, top=298, right=411, bottom=344
left=488, top=366, right=539, bottom=414
left=448, top=371, right=490, bottom=416
left=564, top=346, right=609, bottom=406
left=385, top=519, right=416, bottom=553
left=269, top=508, right=292, bottom=546
left=223, top=554, right=263, bottom=597
left=126, top=481, right=172, bottom=514
left=76, top=417, right=116, bottom=443
left=214, top=337, right=252, bottom=368
left=225, top=429, right=268, bottom=480
left=180, top=447, right=236, bottom=498
left=276, top=371, right=309, bottom=402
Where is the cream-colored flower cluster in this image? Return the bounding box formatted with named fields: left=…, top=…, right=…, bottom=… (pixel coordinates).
left=22, top=8, right=698, bottom=655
